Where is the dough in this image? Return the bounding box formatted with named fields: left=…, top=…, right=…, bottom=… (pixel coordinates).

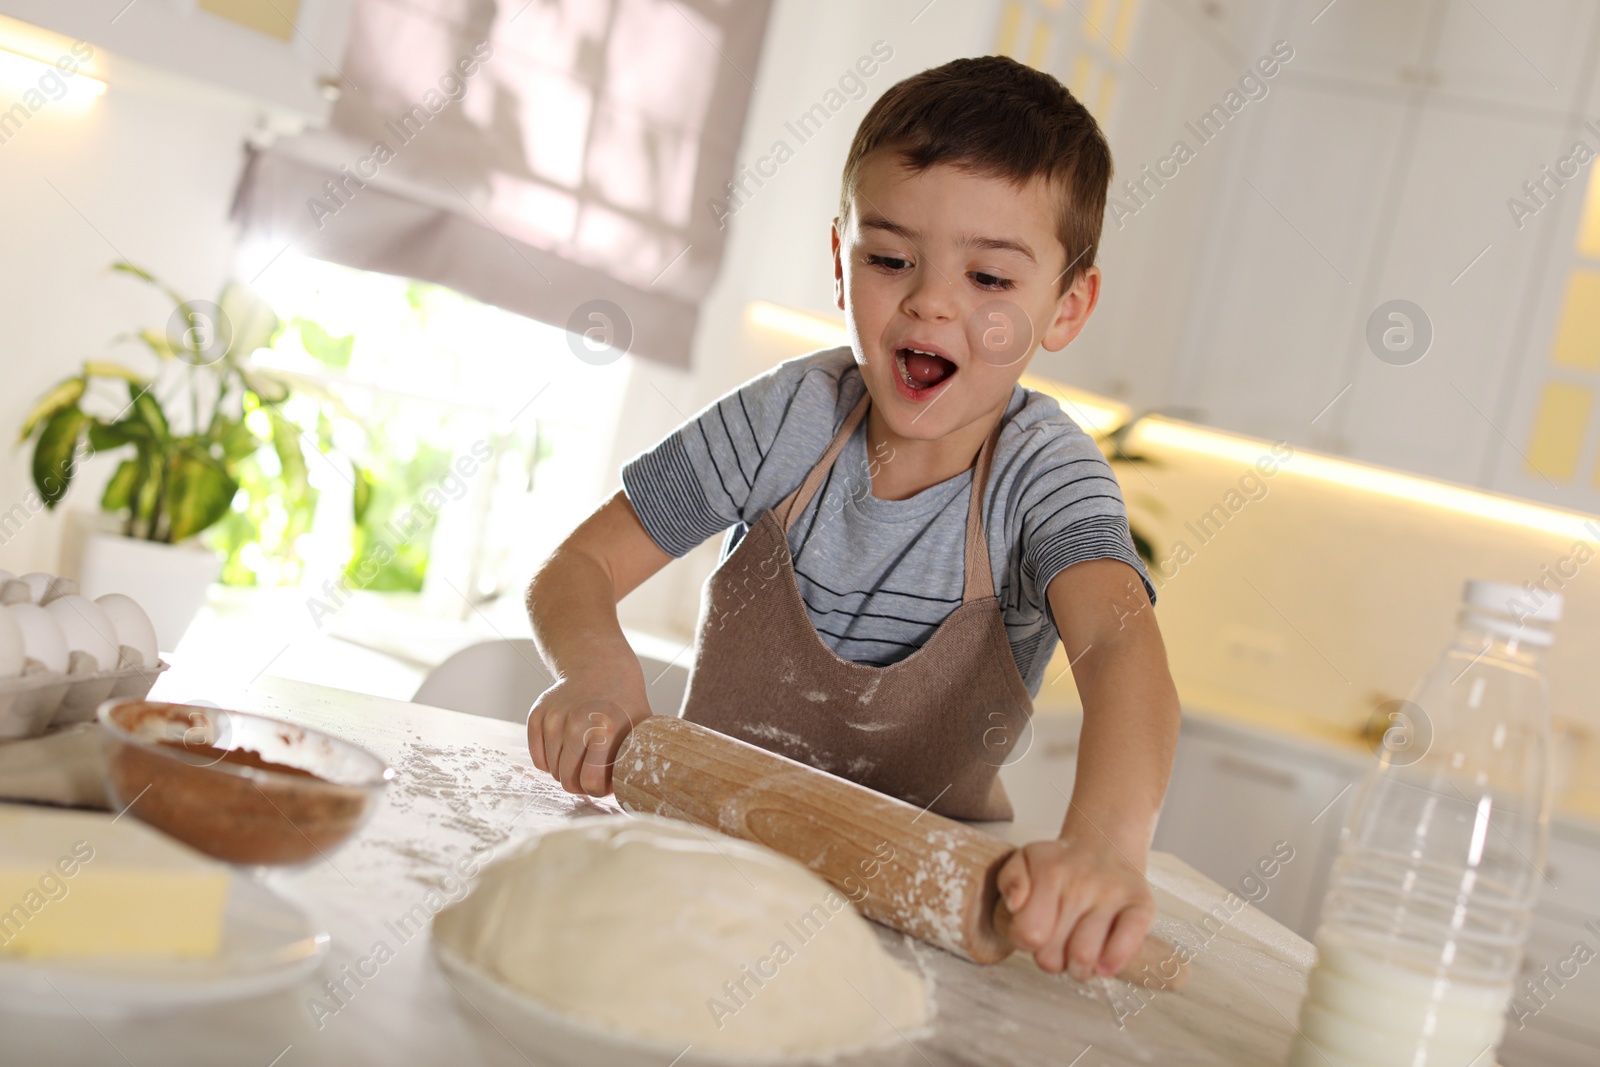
left=435, top=814, right=929, bottom=1058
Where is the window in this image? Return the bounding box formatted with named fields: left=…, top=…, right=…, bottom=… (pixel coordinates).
left=221, top=251, right=629, bottom=616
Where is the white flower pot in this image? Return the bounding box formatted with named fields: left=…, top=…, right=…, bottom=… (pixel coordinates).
left=75, top=532, right=219, bottom=654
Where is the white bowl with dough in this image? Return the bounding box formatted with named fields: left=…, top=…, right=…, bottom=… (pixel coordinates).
left=432, top=814, right=931, bottom=1066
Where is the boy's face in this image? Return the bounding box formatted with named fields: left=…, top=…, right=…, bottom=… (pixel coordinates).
left=832, top=155, right=1100, bottom=443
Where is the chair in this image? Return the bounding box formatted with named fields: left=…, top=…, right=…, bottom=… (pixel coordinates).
left=411, top=638, right=690, bottom=723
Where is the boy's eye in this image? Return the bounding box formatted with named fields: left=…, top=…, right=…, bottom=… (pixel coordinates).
left=971, top=271, right=1014, bottom=291
left=870, top=254, right=1017, bottom=292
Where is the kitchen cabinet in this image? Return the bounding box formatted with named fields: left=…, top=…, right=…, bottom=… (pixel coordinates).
left=1150, top=717, right=1356, bottom=937
left=1430, top=0, right=1596, bottom=115
left=1134, top=0, right=1600, bottom=505
left=1001, top=711, right=1357, bottom=938
left=1335, top=104, right=1573, bottom=486
left=1272, top=0, right=1437, bottom=93
left=997, top=712, right=1080, bottom=845
left=1173, top=80, right=1413, bottom=447
left=1500, top=822, right=1600, bottom=1067
left=1, top=0, right=353, bottom=127
left=1275, top=0, right=1596, bottom=115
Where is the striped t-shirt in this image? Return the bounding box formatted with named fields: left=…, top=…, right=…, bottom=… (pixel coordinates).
left=621, top=347, right=1154, bottom=697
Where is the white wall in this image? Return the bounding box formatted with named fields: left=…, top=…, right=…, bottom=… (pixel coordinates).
left=0, top=74, right=258, bottom=574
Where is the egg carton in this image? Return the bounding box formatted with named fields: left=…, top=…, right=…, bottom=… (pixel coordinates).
left=0, top=659, right=169, bottom=741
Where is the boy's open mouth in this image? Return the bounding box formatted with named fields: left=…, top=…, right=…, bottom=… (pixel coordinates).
left=894, top=346, right=957, bottom=393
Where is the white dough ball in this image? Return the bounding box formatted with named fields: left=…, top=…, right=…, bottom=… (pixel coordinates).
left=434, top=815, right=930, bottom=1059
left=5, top=604, right=69, bottom=674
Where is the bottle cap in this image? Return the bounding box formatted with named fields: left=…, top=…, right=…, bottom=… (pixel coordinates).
left=1463, top=579, right=1561, bottom=647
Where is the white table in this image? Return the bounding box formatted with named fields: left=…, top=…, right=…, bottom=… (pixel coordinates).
left=4, top=677, right=1316, bottom=1066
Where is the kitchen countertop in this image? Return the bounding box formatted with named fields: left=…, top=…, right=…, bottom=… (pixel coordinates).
left=3, top=676, right=1316, bottom=1066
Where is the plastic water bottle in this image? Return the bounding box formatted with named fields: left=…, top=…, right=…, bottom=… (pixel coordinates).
left=1288, top=579, right=1561, bottom=1067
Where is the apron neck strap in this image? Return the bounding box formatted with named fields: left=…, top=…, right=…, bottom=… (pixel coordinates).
left=778, top=393, right=871, bottom=529
left=777, top=390, right=1006, bottom=604
left=963, top=413, right=1004, bottom=602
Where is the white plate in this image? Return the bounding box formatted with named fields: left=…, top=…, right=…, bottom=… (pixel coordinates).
left=0, top=876, right=329, bottom=1017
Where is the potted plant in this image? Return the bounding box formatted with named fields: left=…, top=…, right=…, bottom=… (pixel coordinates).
left=17, top=262, right=367, bottom=650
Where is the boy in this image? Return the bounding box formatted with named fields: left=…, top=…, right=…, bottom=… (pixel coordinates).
left=526, top=56, right=1181, bottom=983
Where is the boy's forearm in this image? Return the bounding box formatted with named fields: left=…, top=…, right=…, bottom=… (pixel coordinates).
left=1060, top=626, right=1180, bottom=861
left=526, top=544, right=643, bottom=693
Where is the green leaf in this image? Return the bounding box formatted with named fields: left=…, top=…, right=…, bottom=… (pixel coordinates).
left=1130, top=493, right=1169, bottom=520
left=100, top=459, right=141, bottom=511
left=352, top=465, right=373, bottom=523
left=129, top=383, right=169, bottom=441
left=295, top=317, right=354, bottom=368
left=218, top=281, right=280, bottom=360
left=1129, top=525, right=1157, bottom=568
left=1100, top=418, right=1163, bottom=469
left=241, top=367, right=290, bottom=404
left=84, top=360, right=147, bottom=383
left=88, top=422, right=130, bottom=451
left=164, top=450, right=238, bottom=542
left=108, top=261, right=189, bottom=312
left=109, top=261, right=158, bottom=284
left=19, top=377, right=85, bottom=442
left=268, top=412, right=309, bottom=500
left=214, top=415, right=261, bottom=464
left=134, top=450, right=161, bottom=529
left=92, top=415, right=155, bottom=449
left=32, top=408, right=87, bottom=509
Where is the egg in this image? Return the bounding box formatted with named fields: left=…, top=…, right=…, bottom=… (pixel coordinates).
left=5, top=604, right=68, bottom=675
left=95, top=594, right=160, bottom=668
left=0, top=608, right=23, bottom=679
left=18, top=572, right=77, bottom=604
left=44, top=596, right=120, bottom=673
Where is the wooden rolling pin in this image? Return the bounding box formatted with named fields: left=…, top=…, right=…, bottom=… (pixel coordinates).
left=613, top=716, right=1188, bottom=991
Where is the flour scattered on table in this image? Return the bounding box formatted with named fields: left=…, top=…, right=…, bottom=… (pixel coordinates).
left=377, top=740, right=597, bottom=891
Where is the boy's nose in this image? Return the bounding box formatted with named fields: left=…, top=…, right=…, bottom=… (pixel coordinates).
left=904, top=269, right=958, bottom=322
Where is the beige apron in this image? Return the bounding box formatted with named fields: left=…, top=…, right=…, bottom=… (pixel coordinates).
left=679, top=393, right=1034, bottom=820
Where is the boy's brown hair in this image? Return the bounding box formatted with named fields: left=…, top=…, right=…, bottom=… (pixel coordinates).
left=839, top=55, right=1112, bottom=291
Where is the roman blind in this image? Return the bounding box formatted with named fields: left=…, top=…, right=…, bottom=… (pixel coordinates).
left=231, top=0, right=772, bottom=367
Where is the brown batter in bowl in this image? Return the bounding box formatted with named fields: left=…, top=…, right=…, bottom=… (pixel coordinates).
left=98, top=700, right=393, bottom=866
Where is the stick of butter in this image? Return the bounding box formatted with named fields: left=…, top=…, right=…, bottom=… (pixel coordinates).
left=0, top=804, right=230, bottom=958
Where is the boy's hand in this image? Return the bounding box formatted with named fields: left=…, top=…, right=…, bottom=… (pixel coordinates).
left=527, top=668, right=651, bottom=797
left=996, top=831, right=1155, bottom=981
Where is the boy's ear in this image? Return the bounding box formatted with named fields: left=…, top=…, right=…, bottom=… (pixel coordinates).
left=831, top=217, right=845, bottom=311
left=1040, top=264, right=1101, bottom=353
